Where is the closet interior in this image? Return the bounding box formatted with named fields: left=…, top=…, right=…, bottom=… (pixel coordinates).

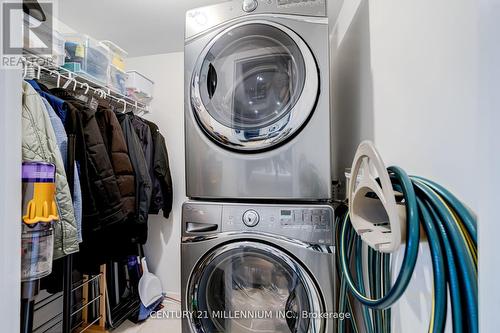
left=20, top=8, right=173, bottom=331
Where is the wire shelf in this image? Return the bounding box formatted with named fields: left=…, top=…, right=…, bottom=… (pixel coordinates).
left=22, top=55, right=150, bottom=114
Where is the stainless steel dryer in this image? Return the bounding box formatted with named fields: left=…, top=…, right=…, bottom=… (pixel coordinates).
left=185, top=0, right=332, bottom=201
left=181, top=201, right=336, bottom=333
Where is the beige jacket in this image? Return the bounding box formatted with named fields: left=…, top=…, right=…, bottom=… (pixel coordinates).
left=22, top=82, right=79, bottom=258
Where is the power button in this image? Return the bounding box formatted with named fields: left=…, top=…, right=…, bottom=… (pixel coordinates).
left=242, top=0, right=258, bottom=12
left=242, top=210, right=260, bottom=227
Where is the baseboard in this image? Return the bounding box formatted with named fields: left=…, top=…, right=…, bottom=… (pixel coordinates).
left=164, top=291, right=181, bottom=304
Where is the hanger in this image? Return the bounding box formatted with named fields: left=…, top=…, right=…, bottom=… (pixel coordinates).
left=118, top=99, right=127, bottom=113
left=53, top=71, right=61, bottom=88
left=36, top=64, right=42, bottom=80
left=23, top=62, right=28, bottom=79
left=81, top=82, right=90, bottom=95
left=62, top=77, right=77, bottom=91
left=95, top=89, right=107, bottom=99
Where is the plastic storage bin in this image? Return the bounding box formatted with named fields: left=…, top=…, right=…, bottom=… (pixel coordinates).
left=126, top=70, right=154, bottom=104
left=101, top=40, right=128, bottom=71
left=63, top=34, right=111, bottom=85
left=109, top=65, right=128, bottom=95
left=52, top=31, right=66, bottom=67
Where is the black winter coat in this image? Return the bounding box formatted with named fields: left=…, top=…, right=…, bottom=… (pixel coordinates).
left=145, top=120, right=173, bottom=219
left=128, top=115, right=158, bottom=209
left=116, top=113, right=152, bottom=244
left=59, top=97, right=125, bottom=230
left=95, top=107, right=136, bottom=218
left=51, top=93, right=140, bottom=273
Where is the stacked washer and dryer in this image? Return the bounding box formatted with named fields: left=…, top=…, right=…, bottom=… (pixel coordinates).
left=182, top=1, right=337, bottom=332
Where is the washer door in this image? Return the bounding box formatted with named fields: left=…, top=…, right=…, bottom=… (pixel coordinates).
left=191, top=21, right=319, bottom=152
left=187, top=242, right=324, bottom=333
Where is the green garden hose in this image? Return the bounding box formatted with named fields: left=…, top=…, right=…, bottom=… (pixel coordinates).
left=337, top=167, right=478, bottom=333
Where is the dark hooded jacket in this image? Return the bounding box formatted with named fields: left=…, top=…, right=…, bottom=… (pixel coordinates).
left=145, top=120, right=173, bottom=219
left=128, top=115, right=158, bottom=209
left=116, top=112, right=152, bottom=243
left=95, top=107, right=136, bottom=218
left=51, top=92, right=125, bottom=230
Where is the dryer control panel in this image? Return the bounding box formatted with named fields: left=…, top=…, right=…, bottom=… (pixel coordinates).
left=186, top=0, right=327, bottom=40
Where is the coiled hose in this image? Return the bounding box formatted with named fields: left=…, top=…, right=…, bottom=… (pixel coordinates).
left=337, top=167, right=478, bottom=333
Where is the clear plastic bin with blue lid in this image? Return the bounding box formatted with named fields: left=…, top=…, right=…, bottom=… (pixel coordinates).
left=63, top=33, right=111, bottom=85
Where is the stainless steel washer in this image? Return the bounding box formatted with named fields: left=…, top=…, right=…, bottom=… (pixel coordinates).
left=185, top=0, right=333, bottom=201
left=181, top=201, right=336, bottom=333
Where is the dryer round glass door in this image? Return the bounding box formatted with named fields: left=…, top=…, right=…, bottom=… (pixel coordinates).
left=187, top=242, right=324, bottom=332
left=191, top=21, right=319, bottom=152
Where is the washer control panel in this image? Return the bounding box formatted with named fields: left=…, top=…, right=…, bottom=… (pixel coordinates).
left=222, top=204, right=334, bottom=245
left=242, top=209, right=260, bottom=227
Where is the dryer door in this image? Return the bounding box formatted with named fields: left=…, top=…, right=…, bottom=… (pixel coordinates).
left=186, top=241, right=324, bottom=333
left=191, top=21, right=319, bottom=152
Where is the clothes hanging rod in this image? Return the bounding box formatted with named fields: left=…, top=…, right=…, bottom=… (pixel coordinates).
left=21, top=55, right=150, bottom=114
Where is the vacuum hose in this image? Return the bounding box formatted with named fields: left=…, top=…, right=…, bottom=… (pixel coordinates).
left=337, top=167, right=478, bottom=333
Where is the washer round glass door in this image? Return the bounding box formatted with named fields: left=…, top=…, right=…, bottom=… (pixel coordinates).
left=187, top=242, right=324, bottom=333
left=191, top=21, right=319, bottom=151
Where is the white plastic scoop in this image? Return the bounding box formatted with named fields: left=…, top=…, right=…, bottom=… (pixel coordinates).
left=138, top=257, right=163, bottom=308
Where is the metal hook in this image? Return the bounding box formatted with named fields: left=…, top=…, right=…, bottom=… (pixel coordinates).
left=118, top=99, right=127, bottom=113
left=36, top=64, right=42, bottom=80
left=62, top=76, right=72, bottom=89
left=56, top=72, right=61, bottom=88
left=81, top=83, right=90, bottom=94
left=23, top=60, right=29, bottom=79
left=95, top=89, right=106, bottom=99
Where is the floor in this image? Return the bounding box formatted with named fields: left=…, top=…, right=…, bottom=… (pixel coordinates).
left=113, top=300, right=181, bottom=333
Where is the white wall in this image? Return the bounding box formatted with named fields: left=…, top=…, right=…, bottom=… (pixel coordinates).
left=0, top=68, right=22, bottom=333
left=478, top=1, right=500, bottom=331
left=332, top=0, right=493, bottom=331
left=127, top=52, right=185, bottom=298
left=1, top=0, right=23, bottom=330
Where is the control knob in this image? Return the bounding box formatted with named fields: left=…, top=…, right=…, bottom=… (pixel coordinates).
left=242, top=0, right=258, bottom=12
left=242, top=210, right=260, bottom=227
